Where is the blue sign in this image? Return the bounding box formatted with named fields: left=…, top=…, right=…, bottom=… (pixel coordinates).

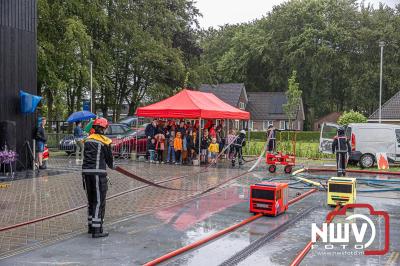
left=83, top=100, right=90, bottom=111
left=20, top=90, right=42, bottom=113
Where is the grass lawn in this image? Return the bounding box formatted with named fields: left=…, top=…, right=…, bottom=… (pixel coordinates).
left=244, top=140, right=334, bottom=160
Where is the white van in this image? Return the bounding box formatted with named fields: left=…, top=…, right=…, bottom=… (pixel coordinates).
left=319, top=123, right=400, bottom=168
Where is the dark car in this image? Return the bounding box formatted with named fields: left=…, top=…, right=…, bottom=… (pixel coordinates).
left=104, top=123, right=135, bottom=138
left=59, top=124, right=134, bottom=155
left=118, top=116, right=138, bottom=128
left=111, top=128, right=147, bottom=158
left=59, top=135, right=77, bottom=155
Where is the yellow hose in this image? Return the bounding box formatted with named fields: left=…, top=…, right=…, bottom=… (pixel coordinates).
left=291, top=168, right=322, bottom=187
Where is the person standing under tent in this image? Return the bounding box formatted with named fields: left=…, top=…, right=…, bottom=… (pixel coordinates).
left=332, top=126, right=351, bottom=177
left=216, top=121, right=226, bottom=154
left=155, top=131, right=165, bottom=164
left=82, top=118, right=114, bottom=238
left=200, top=129, right=211, bottom=164
left=232, top=130, right=246, bottom=167
left=177, top=121, right=186, bottom=136
left=174, top=132, right=183, bottom=165
left=166, top=130, right=176, bottom=164
left=35, top=117, right=47, bottom=170
left=208, top=137, right=219, bottom=164
left=145, top=119, right=158, bottom=161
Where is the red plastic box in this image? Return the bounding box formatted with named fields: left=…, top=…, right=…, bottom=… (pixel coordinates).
left=250, top=182, right=289, bottom=216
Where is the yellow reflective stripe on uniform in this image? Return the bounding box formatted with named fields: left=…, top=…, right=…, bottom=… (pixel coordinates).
left=86, top=134, right=112, bottom=145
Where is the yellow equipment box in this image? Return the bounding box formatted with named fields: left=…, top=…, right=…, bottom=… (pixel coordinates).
left=327, top=177, right=356, bottom=206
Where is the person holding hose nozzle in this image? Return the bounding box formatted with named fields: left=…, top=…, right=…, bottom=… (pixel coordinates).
left=232, top=130, right=246, bottom=167
left=82, top=118, right=114, bottom=238
left=332, top=126, right=351, bottom=177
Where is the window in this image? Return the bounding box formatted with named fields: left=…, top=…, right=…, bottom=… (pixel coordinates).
left=279, top=121, right=286, bottom=130
left=396, top=129, right=400, bottom=143
left=111, top=125, right=125, bottom=135
left=239, top=102, right=245, bottom=109
left=263, top=121, right=273, bottom=131
left=235, top=120, right=240, bottom=130
left=249, top=121, right=254, bottom=130
left=276, top=190, right=281, bottom=200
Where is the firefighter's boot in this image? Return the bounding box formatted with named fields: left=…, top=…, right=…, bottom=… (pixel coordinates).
left=92, top=227, right=109, bottom=238
left=88, top=225, right=94, bottom=234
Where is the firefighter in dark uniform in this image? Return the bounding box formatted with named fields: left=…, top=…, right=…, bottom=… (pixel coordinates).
left=82, top=118, right=114, bottom=238
left=232, top=130, right=246, bottom=167
left=332, top=126, right=351, bottom=177
left=266, top=125, right=277, bottom=153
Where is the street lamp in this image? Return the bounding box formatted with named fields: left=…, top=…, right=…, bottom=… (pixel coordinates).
left=89, top=60, right=93, bottom=113
left=378, top=41, right=385, bottom=124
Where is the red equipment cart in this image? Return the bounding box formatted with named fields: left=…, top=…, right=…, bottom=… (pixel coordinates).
left=265, top=132, right=296, bottom=174
left=250, top=182, right=289, bottom=216
left=266, top=152, right=295, bottom=174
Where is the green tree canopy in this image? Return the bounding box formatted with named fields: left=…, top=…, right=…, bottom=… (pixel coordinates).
left=338, top=110, right=368, bottom=126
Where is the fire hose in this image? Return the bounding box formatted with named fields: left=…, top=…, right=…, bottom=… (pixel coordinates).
left=0, top=136, right=262, bottom=233
left=143, top=188, right=318, bottom=266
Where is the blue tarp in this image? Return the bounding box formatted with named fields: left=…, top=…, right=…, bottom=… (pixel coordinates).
left=20, top=90, right=42, bottom=114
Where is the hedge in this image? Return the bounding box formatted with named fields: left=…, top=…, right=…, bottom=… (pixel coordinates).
left=250, top=131, right=320, bottom=142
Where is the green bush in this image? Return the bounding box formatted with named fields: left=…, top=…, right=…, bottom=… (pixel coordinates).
left=337, top=110, right=367, bottom=126
left=250, top=131, right=320, bottom=142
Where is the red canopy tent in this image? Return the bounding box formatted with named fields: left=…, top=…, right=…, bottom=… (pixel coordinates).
left=136, top=89, right=250, bottom=120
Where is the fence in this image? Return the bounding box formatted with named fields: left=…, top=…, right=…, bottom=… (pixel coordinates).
left=111, top=135, right=147, bottom=160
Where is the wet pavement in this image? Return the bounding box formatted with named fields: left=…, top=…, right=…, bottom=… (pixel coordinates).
left=0, top=157, right=399, bottom=265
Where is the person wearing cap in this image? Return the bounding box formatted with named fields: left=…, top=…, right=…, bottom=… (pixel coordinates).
left=232, top=129, right=246, bottom=167
left=332, top=126, right=351, bottom=177
left=82, top=118, right=114, bottom=238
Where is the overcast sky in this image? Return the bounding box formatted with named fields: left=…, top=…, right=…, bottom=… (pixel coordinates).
left=195, top=0, right=399, bottom=28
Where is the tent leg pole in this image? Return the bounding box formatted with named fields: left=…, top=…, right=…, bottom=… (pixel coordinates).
left=248, top=119, right=250, bottom=155
left=135, top=117, right=138, bottom=160
left=198, top=118, right=201, bottom=163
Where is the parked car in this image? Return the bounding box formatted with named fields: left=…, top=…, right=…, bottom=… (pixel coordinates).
left=104, top=123, right=135, bottom=139
left=118, top=116, right=138, bottom=128
left=112, top=128, right=147, bottom=158
left=319, top=123, right=400, bottom=168
left=59, top=124, right=135, bottom=155
left=118, top=116, right=152, bottom=131
left=59, top=135, right=76, bottom=155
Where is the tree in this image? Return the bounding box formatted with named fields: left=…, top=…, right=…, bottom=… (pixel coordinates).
left=283, top=71, right=302, bottom=130
left=337, top=110, right=368, bottom=126
left=197, top=0, right=400, bottom=129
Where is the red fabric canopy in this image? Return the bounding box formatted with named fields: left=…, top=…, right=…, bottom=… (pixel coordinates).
left=136, top=89, right=250, bottom=120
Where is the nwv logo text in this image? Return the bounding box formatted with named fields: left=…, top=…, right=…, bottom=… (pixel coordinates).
left=312, top=214, right=375, bottom=248
left=310, top=204, right=390, bottom=256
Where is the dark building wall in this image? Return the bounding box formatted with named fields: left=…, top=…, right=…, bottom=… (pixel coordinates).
left=0, top=0, right=37, bottom=168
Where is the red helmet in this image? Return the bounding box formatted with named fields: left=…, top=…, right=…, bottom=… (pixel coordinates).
left=93, top=118, right=109, bottom=129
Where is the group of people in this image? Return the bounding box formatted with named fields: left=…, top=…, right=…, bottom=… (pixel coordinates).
left=144, top=119, right=247, bottom=166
